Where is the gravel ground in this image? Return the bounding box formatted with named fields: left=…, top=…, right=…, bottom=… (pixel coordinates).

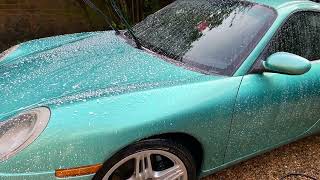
left=203, top=135, right=320, bottom=180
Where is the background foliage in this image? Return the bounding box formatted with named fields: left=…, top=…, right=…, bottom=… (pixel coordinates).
left=0, top=0, right=173, bottom=52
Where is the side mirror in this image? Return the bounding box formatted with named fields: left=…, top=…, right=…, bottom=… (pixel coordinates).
left=262, top=52, right=311, bottom=75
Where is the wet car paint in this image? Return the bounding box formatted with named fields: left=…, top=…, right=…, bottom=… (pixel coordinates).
left=1, top=0, right=320, bottom=179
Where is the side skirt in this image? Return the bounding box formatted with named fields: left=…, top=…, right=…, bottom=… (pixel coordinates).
left=199, top=119, right=320, bottom=178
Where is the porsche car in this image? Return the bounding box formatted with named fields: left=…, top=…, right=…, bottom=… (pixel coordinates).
left=1, top=0, right=320, bottom=179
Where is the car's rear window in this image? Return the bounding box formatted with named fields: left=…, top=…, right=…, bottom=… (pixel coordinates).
left=131, top=0, right=277, bottom=75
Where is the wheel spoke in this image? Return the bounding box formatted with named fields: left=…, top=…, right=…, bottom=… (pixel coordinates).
left=133, top=153, right=153, bottom=179
left=153, top=165, right=186, bottom=180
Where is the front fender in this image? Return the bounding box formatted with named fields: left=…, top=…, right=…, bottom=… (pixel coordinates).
left=0, top=76, right=242, bottom=175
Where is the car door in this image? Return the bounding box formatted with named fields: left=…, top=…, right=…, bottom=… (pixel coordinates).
left=225, top=11, right=320, bottom=161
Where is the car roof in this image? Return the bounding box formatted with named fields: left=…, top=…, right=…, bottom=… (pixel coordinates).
left=248, top=0, right=319, bottom=9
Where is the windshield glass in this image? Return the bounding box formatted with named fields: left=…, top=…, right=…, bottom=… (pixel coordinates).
left=130, top=0, right=276, bottom=75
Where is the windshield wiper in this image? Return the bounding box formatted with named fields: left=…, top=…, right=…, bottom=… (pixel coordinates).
left=108, top=0, right=142, bottom=49
left=82, top=0, right=120, bottom=35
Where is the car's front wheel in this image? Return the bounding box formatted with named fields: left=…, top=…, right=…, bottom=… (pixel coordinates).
left=93, top=139, right=197, bottom=180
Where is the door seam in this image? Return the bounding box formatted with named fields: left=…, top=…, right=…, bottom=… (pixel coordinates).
left=222, top=76, right=245, bottom=163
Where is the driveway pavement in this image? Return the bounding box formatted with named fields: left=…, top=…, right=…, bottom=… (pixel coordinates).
left=203, top=135, right=320, bottom=180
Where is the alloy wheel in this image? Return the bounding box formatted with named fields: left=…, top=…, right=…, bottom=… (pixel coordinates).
left=102, top=150, right=188, bottom=180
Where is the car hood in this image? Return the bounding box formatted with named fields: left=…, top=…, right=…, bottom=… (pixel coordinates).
left=0, top=31, right=207, bottom=117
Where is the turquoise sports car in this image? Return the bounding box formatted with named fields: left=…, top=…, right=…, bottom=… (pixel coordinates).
left=1, top=0, right=320, bottom=179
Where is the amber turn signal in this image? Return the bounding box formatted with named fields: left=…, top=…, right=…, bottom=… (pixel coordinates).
left=55, top=164, right=102, bottom=178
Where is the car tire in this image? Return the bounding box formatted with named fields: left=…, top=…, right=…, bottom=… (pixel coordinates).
left=93, top=138, right=197, bottom=180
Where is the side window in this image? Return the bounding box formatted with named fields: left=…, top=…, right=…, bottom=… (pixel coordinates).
left=266, top=11, right=320, bottom=61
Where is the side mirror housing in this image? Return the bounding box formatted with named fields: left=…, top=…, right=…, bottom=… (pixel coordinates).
left=261, top=52, right=311, bottom=75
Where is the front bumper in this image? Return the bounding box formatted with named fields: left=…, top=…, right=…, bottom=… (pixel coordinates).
left=0, top=172, right=94, bottom=180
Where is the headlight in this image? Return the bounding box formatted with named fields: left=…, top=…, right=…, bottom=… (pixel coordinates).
left=0, top=45, right=19, bottom=62
left=0, top=107, right=50, bottom=162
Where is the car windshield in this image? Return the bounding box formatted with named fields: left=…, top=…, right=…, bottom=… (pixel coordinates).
left=130, top=0, right=276, bottom=75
